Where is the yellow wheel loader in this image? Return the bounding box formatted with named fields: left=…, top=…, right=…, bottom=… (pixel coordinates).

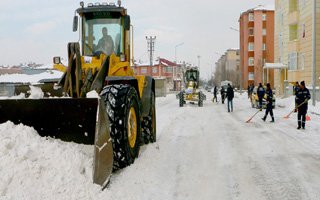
left=177, top=68, right=206, bottom=107
left=0, top=1, right=156, bottom=187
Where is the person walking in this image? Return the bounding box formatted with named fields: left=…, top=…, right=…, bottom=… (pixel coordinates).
left=220, top=86, right=226, bottom=104
left=213, top=86, right=218, bottom=102
left=257, top=83, right=265, bottom=110
left=262, top=83, right=274, bottom=122
left=225, top=83, right=234, bottom=112
left=295, top=81, right=311, bottom=129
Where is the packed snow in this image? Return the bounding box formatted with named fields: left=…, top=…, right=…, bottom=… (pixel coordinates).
left=0, top=70, right=63, bottom=84
left=0, top=89, right=320, bottom=200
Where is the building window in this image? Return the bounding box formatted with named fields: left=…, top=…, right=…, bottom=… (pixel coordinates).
left=248, top=72, right=254, bottom=80
left=141, top=67, right=147, bottom=74
left=152, top=67, right=158, bottom=73
left=248, top=28, right=254, bottom=36
left=248, top=13, right=254, bottom=21
left=248, top=43, right=254, bottom=51
left=288, top=52, right=298, bottom=70
left=262, top=13, right=267, bottom=21
left=289, top=0, right=298, bottom=13
left=262, top=43, right=266, bottom=51
left=262, top=28, right=266, bottom=36
left=165, top=66, right=173, bottom=73
left=248, top=57, right=254, bottom=66
left=289, top=24, right=298, bottom=41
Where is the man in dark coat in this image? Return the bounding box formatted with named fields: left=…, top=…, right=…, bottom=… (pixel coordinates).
left=225, top=83, right=234, bottom=112
left=295, top=81, right=311, bottom=129
left=294, top=81, right=300, bottom=112
left=220, top=87, right=226, bottom=104
left=262, top=83, right=274, bottom=122
left=257, top=83, right=265, bottom=109
left=213, top=86, right=218, bottom=102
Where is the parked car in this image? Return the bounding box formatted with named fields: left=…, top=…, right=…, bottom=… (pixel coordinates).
left=251, top=86, right=276, bottom=109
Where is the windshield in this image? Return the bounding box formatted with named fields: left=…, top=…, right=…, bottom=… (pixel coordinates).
left=82, top=13, right=123, bottom=56
left=186, top=71, right=198, bottom=82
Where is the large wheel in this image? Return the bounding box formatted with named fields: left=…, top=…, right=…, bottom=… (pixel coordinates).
left=179, top=92, right=184, bottom=107
left=100, top=84, right=141, bottom=170
left=142, top=91, right=156, bottom=144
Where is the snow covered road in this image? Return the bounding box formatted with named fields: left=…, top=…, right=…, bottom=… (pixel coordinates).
left=1, top=92, right=320, bottom=200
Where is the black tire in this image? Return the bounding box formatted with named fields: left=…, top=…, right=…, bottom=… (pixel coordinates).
left=142, top=91, right=156, bottom=144
left=198, top=92, right=203, bottom=107
left=179, top=92, right=184, bottom=107
left=100, top=84, right=141, bottom=170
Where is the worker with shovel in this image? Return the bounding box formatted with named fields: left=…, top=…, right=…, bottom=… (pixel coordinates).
left=295, top=81, right=311, bottom=130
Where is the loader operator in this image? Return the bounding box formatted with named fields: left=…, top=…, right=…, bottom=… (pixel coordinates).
left=97, top=27, right=114, bottom=56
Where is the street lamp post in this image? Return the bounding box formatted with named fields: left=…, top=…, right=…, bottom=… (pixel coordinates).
left=175, top=42, right=184, bottom=63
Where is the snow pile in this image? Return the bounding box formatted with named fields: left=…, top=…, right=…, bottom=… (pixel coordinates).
left=0, top=122, right=103, bottom=200
left=0, top=70, right=63, bottom=83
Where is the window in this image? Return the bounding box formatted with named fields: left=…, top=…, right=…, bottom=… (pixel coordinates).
left=262, top=28, right=266, bottom=36
left=152, top=67, right=158, bottom=73
left=288, top=52, right=298, bottom=70
left=262, top=43, right=266, bottom=51
left=248, top=57, right=254, bottom=66
left=249, top=13, right=254, bottom=21
left=262, top=14, right=267, bottom=21
left=248, top=43, right=254, bottom=51
left=289, top=24, right=298, bottom=41
left=164, top=66, right=173, bottom=73
left=248, top=28, right=254, bottom=36
left=83, top=14, right=123, bottom=56
left=141, top=67, right=147, bottom=74
left=248, top=72, right=254, bottom=80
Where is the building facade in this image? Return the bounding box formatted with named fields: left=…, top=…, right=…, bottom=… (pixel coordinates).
left=239, top=8, right=275, bottom=89
left=214, top=49, right=240, bottom=88
left=275, top=0, right=320, bottom=97
left=133, top=58, right=183, bottom=91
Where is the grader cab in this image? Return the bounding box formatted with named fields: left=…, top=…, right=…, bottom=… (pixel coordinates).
left=177, top=68, right=205, bottom=107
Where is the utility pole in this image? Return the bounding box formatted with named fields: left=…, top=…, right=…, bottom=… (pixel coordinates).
left=146, top=36, right=156, bottom=67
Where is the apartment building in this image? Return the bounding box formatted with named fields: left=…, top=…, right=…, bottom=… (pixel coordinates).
left=239, top=8, right=275, bottom=89
left=275, top=0, right=320, bottom=97
left=214, top=49, right=240, bottom=88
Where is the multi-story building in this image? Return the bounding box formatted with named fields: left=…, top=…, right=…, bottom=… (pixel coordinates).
left=239, top=8, right=275, bottom=89
left=275, top=0, right=320, bottom=98
left=214, top=49, right=240, bottom=88
left=133, top=58, right=183, bottom=91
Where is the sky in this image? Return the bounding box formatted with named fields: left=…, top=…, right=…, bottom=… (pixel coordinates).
left=0, top=0, right=274, bottom=79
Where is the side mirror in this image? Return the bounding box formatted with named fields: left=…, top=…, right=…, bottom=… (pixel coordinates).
left=124, top=15, right=130, bottom=31
left=53, top=56, right=61, bottom=64
left=73, top=16, right=78, bottom=32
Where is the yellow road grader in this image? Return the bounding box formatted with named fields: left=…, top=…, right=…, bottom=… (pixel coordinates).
left=0, top=1, right=156, bottom=187
left=177, top=68, right=205, bottom=107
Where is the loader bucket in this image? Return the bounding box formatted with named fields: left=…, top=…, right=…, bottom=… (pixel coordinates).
left=0, top=98, right=113, bottom=186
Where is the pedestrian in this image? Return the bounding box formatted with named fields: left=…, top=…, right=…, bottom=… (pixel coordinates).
left=295, top=81, right=311, bottom=129
left=262, top=83, right=274, bottom=122
left=220, top=86, right=226, bottom=104
left=225, top=83, right=234, bottom=112
left=257, top=83, right=265, bottom=110
left=248, top=83, right=254, bottom=102
left=294, top=81, right=300, bottom=112
left=213, top=86, right=218, bottom=102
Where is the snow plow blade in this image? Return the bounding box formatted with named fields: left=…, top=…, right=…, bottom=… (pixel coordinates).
left=0, top=98, right=113, bottom=186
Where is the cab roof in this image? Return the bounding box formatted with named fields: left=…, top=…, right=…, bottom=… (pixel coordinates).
left=76, top=4, right=127, bottom=15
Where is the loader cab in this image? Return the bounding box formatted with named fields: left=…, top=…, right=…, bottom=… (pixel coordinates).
left=185, top=69, right=199, bottom=89
left=75, top=2, right=131, bottom=61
